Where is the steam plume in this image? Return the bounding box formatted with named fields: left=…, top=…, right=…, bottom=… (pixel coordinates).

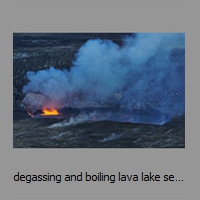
left=22, top=33, right=185, bottom=124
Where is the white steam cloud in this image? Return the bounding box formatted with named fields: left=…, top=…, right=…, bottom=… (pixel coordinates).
left=22, top=33, right=185, bottom=123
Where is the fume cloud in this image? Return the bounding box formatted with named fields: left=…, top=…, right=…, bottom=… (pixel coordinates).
left=22, top=33, right=185, bottom=124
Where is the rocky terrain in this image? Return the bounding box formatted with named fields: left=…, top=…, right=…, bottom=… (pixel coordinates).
left=13, top=33, right=185, bottom=148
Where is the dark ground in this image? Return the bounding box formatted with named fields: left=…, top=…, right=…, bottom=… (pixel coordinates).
left=13, top=33, right=185, bottom=148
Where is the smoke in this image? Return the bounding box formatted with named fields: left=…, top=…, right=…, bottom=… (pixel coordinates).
left=48, top=112, right=96, bottom=129
left=22, top=33, right=185, bottom=124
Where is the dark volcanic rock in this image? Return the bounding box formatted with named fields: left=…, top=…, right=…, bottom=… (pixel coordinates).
left=13, top=115, right=185, bottom=148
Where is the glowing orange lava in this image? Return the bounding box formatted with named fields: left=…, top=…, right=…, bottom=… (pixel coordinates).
left=27, top=111, right=34, bottom=118
left=41, top=108, right=60, bottom=116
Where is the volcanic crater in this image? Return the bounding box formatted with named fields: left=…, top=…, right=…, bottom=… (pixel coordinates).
left=13, top=33, right=185, bottom=148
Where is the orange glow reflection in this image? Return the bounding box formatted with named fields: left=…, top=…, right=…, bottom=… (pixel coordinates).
left=27, top=111, right=34, bottom=118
